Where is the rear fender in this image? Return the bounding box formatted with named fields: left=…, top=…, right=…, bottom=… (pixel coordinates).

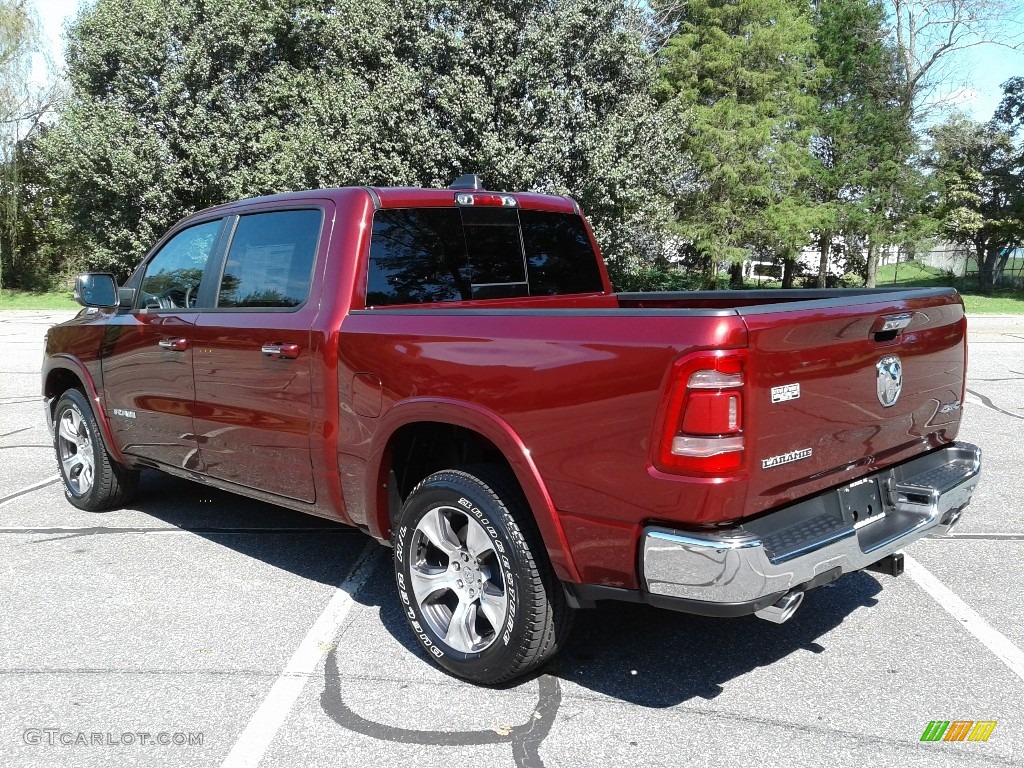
left=369, top=398, right=581, bottom=583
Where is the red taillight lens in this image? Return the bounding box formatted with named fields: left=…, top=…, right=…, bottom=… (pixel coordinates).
left=680, top=391, right=741, bottom=434
left=655, top=352, right=746, bottom=474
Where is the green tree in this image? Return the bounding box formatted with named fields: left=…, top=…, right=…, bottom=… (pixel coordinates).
left=810, top=0, right=917, bottom=288
left=0, top=0, right=48, bottom=289
left=410, top=0, right=674, bottom=284
left=656, top=0, right=820, bottom=288
left=994, top=75, right=1024, bottom=132
left=0, top=1, right=32, bottom=115
left=925, top=112, right=1023, bottom=290
left=42, top=0, right=427, bottom=275
left=40, top=0, right=671, bottom=281
left=0, top=130, right=67, bottom=289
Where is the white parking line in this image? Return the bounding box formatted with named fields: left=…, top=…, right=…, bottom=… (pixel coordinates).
left=220, top=540, right=382, bottom=768
left=0, top=475, right=60, bottom=507
left=904, top=553, right=1024, bottom=684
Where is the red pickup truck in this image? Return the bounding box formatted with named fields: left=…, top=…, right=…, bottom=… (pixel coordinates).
left=43, top=178, right=981, bottom=684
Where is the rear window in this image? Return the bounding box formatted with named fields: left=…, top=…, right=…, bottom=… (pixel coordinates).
left=366, top=206, right=603, bottom=306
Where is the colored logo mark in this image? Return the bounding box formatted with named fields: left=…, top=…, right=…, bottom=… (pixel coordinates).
left=920, top=721, right=997, bottom=742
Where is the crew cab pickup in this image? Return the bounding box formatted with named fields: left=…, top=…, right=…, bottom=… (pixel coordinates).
left=43, top=178, right=981, bottom=684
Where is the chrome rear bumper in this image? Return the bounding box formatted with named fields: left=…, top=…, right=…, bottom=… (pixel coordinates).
left=642, top=442, right=981, bottom=606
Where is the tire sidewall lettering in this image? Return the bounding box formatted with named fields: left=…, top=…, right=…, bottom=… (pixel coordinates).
left=395, top=481, right=527, bottom=668
left=457, top=500, right=521, bottom=648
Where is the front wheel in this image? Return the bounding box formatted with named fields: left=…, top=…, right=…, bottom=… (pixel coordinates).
left=53, top=389, right=139, bottom=511
left=393, top=467, right=573, bottom=685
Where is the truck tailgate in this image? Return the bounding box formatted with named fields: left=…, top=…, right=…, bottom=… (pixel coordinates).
left=740, top=291, right=966, bottom=516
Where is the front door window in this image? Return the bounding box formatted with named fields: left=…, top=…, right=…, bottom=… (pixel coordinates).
left=138, top=220, right=222, bottom=310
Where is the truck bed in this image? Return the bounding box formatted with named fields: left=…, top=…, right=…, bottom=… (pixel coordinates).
left=341, top=286, right=966, bottom=587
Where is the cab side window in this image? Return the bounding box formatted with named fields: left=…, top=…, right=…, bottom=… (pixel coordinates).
left=138, top=219, right=222, bottom=310
left=217, top=209, right=322, bottom=308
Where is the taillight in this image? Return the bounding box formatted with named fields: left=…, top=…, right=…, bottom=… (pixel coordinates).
left=655, top=352, right=746, bottom=474
left=455, top=193, right=518, bottom=207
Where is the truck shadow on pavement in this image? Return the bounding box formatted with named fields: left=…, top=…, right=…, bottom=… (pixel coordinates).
left=315, top=547, right=882, bottom=768
left=116, top=473, right=374, bottom=585
left=124, top=472, right=884, bottom=766
left=365, top=554, right=883, bottom=707
left=547, top=576, right=882, bottom=705
left=129, top=472, right=883, bottom=710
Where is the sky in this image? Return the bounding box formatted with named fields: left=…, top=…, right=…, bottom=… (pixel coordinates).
left=27, top=0, right=1024, bottom=125
left=944, top=43, right=1024, bottom=122
left=27, top=0, right=79, bottom=90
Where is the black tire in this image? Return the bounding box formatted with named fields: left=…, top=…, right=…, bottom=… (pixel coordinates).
left=393, top=466, right=573, bottom=685
left=53, top=389, right=139, bottom=511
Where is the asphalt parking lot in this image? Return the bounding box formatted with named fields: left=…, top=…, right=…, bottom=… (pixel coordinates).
left=1, top=309, right=1022, bottom=768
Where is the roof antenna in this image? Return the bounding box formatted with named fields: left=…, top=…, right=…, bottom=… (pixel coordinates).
left=449, top=174, right=483, bottom=190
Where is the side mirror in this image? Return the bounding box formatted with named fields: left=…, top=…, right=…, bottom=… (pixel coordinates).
left=74, top=273, right=118, bottom=309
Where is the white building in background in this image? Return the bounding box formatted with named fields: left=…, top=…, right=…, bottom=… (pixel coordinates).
left=674, top=236, right=1007, bottom=284
left=745, top=238, right=904, bottom=283
left=918, top=243, right=974, bottom=276
left=795, top=240, right=903, bottom=277
left=791, top=240, right=1020, bottom=284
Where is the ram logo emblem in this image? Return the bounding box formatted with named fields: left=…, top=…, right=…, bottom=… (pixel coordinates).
left=876, top=355, right=903, bottom=408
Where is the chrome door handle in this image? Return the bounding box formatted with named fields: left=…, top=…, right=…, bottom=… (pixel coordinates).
left=158, top=338, right=188, bottom=351
left=261, top=343, right=300, bottom=359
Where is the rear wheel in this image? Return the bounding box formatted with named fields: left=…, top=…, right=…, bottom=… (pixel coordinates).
left=393, top=466, right=572, bottom=684
left=54, top=389, right=139, bottom=511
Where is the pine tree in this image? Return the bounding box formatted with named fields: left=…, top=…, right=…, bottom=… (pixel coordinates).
left=657, top=0, right=820, bottom=287
left=810, top=0, right=915, bottom=287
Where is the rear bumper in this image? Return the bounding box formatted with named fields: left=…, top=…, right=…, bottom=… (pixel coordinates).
left=641, top=442, right=981, bottom=607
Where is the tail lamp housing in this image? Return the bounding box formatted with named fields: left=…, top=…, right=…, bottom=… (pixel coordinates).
left=654, top=351, right=747, bottom=475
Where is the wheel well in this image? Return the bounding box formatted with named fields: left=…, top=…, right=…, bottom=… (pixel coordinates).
left=382, top=422, right=513, bottom=525
left=44, top=368, right=84, bottom=416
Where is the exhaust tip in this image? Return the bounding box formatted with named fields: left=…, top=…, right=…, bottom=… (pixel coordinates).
left=754, top=590, right=804, bottom=624
left=930, top=506, right=965, bottom=538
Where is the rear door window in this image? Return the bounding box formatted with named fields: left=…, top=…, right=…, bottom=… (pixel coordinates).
left=217, top=209, right=322, bottom=308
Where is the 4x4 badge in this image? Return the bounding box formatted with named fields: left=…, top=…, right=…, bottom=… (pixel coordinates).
left=876, top=355, right=903, bottom=407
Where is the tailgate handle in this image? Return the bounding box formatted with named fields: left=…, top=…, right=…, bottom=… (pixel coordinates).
left=871, top=313, right=913, bottom=341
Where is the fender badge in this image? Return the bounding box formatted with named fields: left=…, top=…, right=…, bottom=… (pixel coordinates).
left=762, top=448, right=813, bottom=469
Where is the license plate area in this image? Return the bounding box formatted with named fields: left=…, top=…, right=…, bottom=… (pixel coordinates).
left=839, top=477, right=886, bottom=530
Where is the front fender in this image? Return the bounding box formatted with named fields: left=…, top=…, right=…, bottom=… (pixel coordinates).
left=368, top=398, right=581, bottom=583
left=42, top=355, right=126, bottom=465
